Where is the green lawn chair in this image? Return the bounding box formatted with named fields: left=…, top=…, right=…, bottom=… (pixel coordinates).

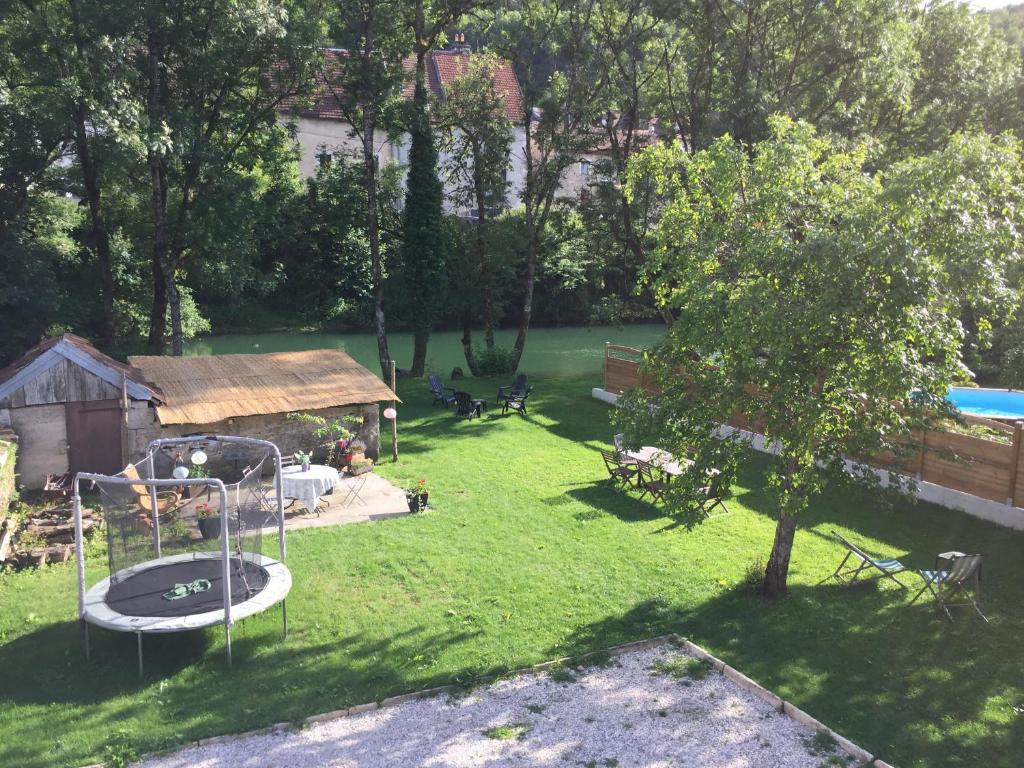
left=829, top=531, right=908, bottom=588
left=910, top=553, right=988, bottom=622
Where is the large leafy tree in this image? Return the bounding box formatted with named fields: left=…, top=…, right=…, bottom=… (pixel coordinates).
left=437, top=53, right=513, bottom=372
left=617, top=118, right=1023, bottom=597
left=483, top=0, right=608, bottom=372
left=327, top=0, right=408, bottom=378
left=141, top=0, right=319, bottom=354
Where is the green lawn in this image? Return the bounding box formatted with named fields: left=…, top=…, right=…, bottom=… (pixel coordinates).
left=1, top=377, right=1022, bottom=767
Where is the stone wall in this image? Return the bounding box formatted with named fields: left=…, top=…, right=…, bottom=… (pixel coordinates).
left=127, top=402, right=382, bottom=466
left=0, top=432, right=17, bottom=519
left=1, top=404, right=68, bottom=489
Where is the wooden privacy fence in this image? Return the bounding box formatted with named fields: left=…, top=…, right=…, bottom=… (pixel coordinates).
left=602, top=343, right=1024, bottom=506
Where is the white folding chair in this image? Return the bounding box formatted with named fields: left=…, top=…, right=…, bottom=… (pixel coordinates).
left=338, top=473, right=369, bottom=507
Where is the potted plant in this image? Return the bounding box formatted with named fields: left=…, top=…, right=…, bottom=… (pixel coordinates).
left=348, top=438, right=367, bottom=466
left=287, top=412, right=364, bottom=468
left=196, top=503, right=219, bottom=540
left=184, top=462, right=210, bottom=499
left=350, top=457, right=373, bottom=476
left=406, top=479, right=429, bottom=512
left=196, top=502, right=237, bottom=540
left=294, top=450, right=312, bottom=471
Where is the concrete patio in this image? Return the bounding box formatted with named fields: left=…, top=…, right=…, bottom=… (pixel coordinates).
left=279, top=472, right=410, bottom=529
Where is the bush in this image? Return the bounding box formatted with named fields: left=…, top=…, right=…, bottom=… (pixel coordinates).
left=473, top=345, right=517, bottom=375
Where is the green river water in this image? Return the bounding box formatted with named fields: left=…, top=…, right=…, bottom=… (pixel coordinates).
left=183, top=324, right=665, bottom=379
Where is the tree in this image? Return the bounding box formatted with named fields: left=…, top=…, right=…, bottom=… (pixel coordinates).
left=327, top=0, right=409, bottom=378
left=401, top=0, right=486, bottom=377
left=437, top=53, right=514, bottom=373
left=484, top=0, right=607, bottom=372
left=617, top=118, right=1023, bottom=597
left=141, top=0, right=318, bottom=354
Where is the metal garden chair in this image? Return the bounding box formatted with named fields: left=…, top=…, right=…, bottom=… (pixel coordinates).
left=911, top=553, right=988, bottom=622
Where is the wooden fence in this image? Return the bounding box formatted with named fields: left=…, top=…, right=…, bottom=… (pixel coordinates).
left=602, top=343, right=1024, bottom=506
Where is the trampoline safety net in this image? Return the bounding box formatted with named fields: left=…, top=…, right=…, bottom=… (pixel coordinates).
left=94, top=441, right=272, bottom=600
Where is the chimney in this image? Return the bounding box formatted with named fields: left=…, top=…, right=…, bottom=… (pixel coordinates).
left=450, top=32, right=472, bottom=55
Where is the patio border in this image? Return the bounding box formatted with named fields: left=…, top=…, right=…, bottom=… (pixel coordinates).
left=85, top=633, right=896, bottom=768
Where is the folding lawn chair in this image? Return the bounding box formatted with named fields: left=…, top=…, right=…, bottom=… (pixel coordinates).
left=338, top=473, right=369, bottom=507
left=910, top=553, right=988, bottom=622
left=600, top=448, right=637, bottom=488
left=635, top=459, right=669, bottom=504
left=695, top=470, right=729, bottom=519
left=829, top=531, right=908, bottom=588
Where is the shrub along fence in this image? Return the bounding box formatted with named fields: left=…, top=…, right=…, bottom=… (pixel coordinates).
left=602, top=343, right=1024, bottom=507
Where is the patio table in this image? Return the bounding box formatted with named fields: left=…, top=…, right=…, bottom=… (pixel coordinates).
left=625, top=446, right=720, bottom=478
left=281, top=463, right=340, bottom=515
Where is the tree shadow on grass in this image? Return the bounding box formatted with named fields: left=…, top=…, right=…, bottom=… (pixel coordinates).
left=0, top=618, right=486, bottom=768
left=552, top=588, right=1020, bottom=768
left=565, top=482, right=667, bottom=524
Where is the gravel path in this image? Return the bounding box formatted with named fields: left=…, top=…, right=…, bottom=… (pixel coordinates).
left=143, top=646, right=850, bottom=767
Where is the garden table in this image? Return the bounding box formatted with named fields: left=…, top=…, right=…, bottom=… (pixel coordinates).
left=281, top=463, right=340, bottom=516
left=625, top=446, right=720, bottom=479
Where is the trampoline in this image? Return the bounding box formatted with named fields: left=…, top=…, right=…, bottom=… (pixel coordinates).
left=73, top=436, right=292, bottom=675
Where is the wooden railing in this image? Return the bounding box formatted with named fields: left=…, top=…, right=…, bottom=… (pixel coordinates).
left=602, top=343, right=1024, bottom=506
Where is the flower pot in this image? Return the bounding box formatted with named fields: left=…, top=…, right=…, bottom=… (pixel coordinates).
left=301, top=462, right=310, bottom=472
left=406, top=491, right=429, bottom=513
left=350, top=462, right=372, bottom=476
left=197, top=516, right=237, bottom=541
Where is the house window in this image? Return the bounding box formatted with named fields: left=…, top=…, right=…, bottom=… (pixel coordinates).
left=580, top=159, right=592, bottom=177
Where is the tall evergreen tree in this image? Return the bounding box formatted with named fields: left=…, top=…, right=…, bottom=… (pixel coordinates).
left=401, top=78, right=448, bottom=377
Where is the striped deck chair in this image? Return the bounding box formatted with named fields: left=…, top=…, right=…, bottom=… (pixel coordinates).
left=911, top=554, right=988, bottom=622
left=829, top=531, right=908, bottom=588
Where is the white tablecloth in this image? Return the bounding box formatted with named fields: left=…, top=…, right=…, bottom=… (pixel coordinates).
left=281, top=464, right=340, bottom=513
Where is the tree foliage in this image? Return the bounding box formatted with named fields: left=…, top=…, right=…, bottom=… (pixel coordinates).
left=617, top=118, right=1024, bottom=596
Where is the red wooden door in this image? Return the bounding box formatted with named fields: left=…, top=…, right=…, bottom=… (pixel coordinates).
left=66, top=399, right=124, bottom=476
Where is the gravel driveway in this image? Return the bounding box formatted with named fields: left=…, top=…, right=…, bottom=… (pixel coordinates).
left=142, top=645, right=851, bottom=767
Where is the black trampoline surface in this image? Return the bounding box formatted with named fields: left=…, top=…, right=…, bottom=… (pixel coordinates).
left=106, top=557, right=270, bottom=618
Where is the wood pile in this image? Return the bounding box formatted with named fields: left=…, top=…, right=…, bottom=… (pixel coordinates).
left=4, top=503, right=99, bottom=568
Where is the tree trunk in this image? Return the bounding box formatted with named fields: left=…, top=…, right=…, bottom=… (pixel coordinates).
left=511, top=220, right=537, bottom=372
left=763, top=512, right=797, bottom=598
left=73, top=107, right=116, bottom=346
left=412, top=330, right=428, bottom=376
left=358, top=7, right=390, bottom=380
left=461, top=314, right=481, bottom=376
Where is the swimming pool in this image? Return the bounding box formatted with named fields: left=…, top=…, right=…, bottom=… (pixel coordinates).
left=947, top=387, right=1024, bottom=420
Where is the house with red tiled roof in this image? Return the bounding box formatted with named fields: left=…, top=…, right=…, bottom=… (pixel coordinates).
left=281, top=42, right=528, bottom=217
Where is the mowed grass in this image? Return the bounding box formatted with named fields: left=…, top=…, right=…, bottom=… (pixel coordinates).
left=1, top=376, right=1023, bottom=767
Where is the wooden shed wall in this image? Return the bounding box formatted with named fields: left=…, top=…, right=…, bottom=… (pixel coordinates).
left=0, top=358, right=122, bottom=408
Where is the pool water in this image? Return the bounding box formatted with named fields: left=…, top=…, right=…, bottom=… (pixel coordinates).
left=947, top=387, right=1024, bottom=420
left=184, top=324, right=666, bottom=380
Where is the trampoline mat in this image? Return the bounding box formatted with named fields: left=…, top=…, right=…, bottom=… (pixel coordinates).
left=106, top=557, right=270, bottom=618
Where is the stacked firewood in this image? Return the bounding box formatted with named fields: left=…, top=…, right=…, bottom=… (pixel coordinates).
left=5, top=503, right=99, bottom=568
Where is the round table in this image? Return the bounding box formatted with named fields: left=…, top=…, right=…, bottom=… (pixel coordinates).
left=281, top=464, right=340, bottom=515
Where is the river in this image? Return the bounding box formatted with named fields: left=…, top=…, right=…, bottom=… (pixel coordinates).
left=183, top=325, right=665, bottom=379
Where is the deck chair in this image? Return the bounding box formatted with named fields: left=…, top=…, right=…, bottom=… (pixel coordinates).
left=636, top=459, right=669, bottom=503
left=600, top=449, right=637, bottom=488
left=120, top=463, right=184, bottom=528
left=429, top=374, right=456, bottom=407
left=453, top=391, right=481, bottom=419
left=497, top=374, right=528, bottom=407
left=501, top=388, right=531, bottom=416
left=911, top=554, right=988, bottom=622
left=829, top=531, right=908, bottom=588
left=695, top=470, right=729, bottom=519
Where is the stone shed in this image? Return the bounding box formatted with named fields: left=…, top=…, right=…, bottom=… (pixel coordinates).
left=0, top=335, right=162, bottom=488
left=127, top=349, right=398, bottom=463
